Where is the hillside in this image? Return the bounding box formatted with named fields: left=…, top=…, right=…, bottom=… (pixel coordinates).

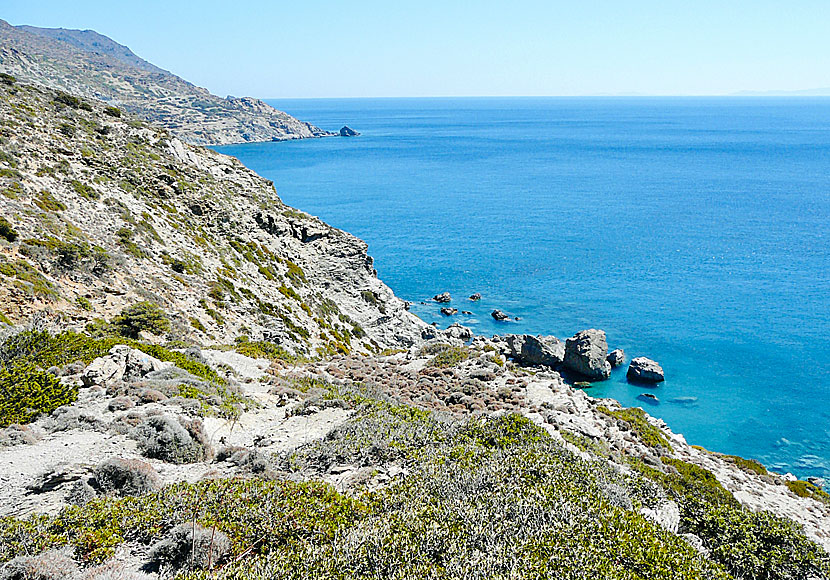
left=0, top=81, right=829, bottom=580
left=0, top=77, right=425, bottom=355
left=0, top=20, right=334, bottom=145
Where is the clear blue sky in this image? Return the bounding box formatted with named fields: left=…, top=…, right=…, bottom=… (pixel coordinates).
left=4, top=0, right=829, bottom=98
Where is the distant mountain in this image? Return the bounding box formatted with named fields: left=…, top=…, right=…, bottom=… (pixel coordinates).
left=733, top=87, right=830, bottom=96
left=0, top=20, right=334, bottom=145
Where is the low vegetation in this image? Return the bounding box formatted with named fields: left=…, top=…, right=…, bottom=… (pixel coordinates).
left=0, top=362, right=77, bottom=427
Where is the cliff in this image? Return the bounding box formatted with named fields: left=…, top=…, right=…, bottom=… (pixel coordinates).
left=0, top=20, right=335, bottom=146
left=0, top=78, right=425, bottom=355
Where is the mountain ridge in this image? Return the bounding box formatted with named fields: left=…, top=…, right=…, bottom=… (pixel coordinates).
left=0, top=19, right=335, bottom=145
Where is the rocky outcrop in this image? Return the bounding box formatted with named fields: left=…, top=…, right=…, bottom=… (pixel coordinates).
left=563, top=329, right=611, bottom=380
left=444, top=323, right=473, bottom=341
left=440, top=307, right=458, bottom=316
left=82, top=346, right=169, bottom=387
left=469, top=293, right=482, bottom=301
left=339, top=126, right=360, bottom=137
left=627, top=357, right=665, bottom=383
left=505, top=335, right=564, bottom=367
left=0, top=20, right=335, bottom=146
left=433, top=292, right=452, bottom=303
left=607, top=348, right=626, bottom=368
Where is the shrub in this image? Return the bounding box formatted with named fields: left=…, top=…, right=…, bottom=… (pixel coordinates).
left=0, top=363, right=77, bottom=427
left=0, top=73, right=15, bottom=85
left=93, top=458, right=161, bottom=497
left=112, top=302, right=170, bottom=338
left=33, top=191, right=66, bottom=212
left=785, top=480, right=830, bottom=504
left=0, top=550, right=79, bottom=580
left=148, top=523, right=230, bottom=572
left=0, top=218, right=17, bottom=242
left=70, top=180, right=98, bottom=200
left=130, top=415, right=211, bottom=464
left=0, top=260, right=56, bottom=298
left=53, top=92, right=82, bottom=109
left=597, top=405, right=673, bottom=450
left=103, top=106, right=121, bottom=118
left=421, top=344, right=469, bottom=368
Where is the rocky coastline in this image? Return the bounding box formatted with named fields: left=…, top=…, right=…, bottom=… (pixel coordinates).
left=0, top=77, right=829, bottom=578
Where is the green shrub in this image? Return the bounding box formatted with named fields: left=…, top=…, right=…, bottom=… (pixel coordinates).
left=0, top=217, right=17, bottom=242
left=53, top=92, right=82, bottom=109
left=112, top=302, right=170, bottom=338
left=597, top=405, right=673, bottom=450
left=33, top=190, right=66, bottom=212
left=785, top=480, right=830, bottom=505
left=421, top=343, right=470, bottom=368
left=0, top=73, right=15, bottom=85
left=0, top=259, right=56, bottom=298
left=0, top=362, right=78, bottom=427
left=103, top=106, right=121, bottom=118
left=722, top=454, right=768, bottom=476
left=75, top=296, right=92, bottom=311
left=71, top=180, right=98, bottom=200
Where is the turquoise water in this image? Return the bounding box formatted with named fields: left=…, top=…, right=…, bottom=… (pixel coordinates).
left=215, top=97, right=830, bottom=478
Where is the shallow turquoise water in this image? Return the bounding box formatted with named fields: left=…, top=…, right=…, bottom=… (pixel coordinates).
left=215, top=97, right=830, bottom=478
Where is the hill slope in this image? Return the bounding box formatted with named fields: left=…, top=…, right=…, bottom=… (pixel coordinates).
left=0, top=19, right=334, bottom=145
left=0, top=78, right=425, bottom=354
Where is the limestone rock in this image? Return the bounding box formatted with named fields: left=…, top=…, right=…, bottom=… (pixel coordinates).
left=82, top=345, right=168, bottom=387
left=627, top=357, right=665, bottom=383
left=339, top=126, right=360, bottom=137
left=563, top=329, right=611, bottom=380
left=440, top=307, right=458, bottom=316
left=433, top=292, right=452, bottom=303
left=607, top=348, right=626, bottom=368
left=505, top=334, right=564, bottom=367
left=469, top=293, right=482, bottom=301
left=444, top=323, right=473, bottom=341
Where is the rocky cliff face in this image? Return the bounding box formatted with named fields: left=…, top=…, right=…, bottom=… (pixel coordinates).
left=0, top=79, right=426, bottom=354
left=0, top=20, right=335, bottom=145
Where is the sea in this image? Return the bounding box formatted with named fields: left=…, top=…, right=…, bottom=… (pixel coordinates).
left=214, top=97, right=830, bottom=479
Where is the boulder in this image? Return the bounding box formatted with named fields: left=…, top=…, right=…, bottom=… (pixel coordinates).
left=469, top=293, right=482, bottom=301
left=433, top=292, right=452, bottom=303
left=444, top=323, right=473, bottom=341
left=505, top=334, right=564, bottom=367
left=563, top=329, right=611, bottom=381
left=607, top=348, right=626, bottom=368
left=82, top=345, right=169, bottom=387
left=440, top=307, right=458, bottom=316
left=491, top=309, right=509, bottom=321
left=627, top=357, right=665, bottom=383
left=339, top=126, right=360, bottom=137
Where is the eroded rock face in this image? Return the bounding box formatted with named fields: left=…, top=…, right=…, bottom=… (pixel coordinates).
left=627, top=357, right=665, bottom=383
left=563, top=329, right=611, bottom=380
left=444, top=323, right=473, bottom=341
left=81, top=346, right=168, bottom=387
left=506, top=335, right=564, bottom=367
left=607, top=348, right=626, bottom=368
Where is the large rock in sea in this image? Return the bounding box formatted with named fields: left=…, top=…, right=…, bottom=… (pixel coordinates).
left=506, top=334, right=564, bottom=367
left=433, top=292, right=452, bottom=303
left=340, top=126, right=360, bottom=137
left=563, top=329, right=611, bottom=380
left=491, top=309, right=510, bottom=321
left=627, top=357, right=665, bottom=383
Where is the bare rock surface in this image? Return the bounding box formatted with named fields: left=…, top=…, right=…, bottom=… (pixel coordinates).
left=563, top=329, right=612, bottom=380
left=627, top=357, right=666, bottom=383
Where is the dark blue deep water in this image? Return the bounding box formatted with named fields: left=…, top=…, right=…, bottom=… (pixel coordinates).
left=216, top=97, right=830, bottom=478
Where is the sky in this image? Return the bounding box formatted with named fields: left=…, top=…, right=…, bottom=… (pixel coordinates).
left=3, top=1, right=830, bottom=98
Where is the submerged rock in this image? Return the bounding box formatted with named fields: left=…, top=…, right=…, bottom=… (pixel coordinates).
left=638, top=393, right=659, bottom=404
left=433, top=292, right=452, bottom=303
left=339, top=125, right=360, bottom=137
left=607, top=348, right=626, bottom=368
left=563, top=329, right=611, bottom=381
left=469, top=293, right=482, bottom=301
left=491, top=309, right=510, bottom=321
left=627, top=357, right=665, bottom=383
left=505, top=334, right=564, bottom=367
left=440, top=307, right=458, bottom=316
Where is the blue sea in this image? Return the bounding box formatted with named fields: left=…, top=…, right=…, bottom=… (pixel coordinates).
left=215, top=97, right=830, bottom=479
